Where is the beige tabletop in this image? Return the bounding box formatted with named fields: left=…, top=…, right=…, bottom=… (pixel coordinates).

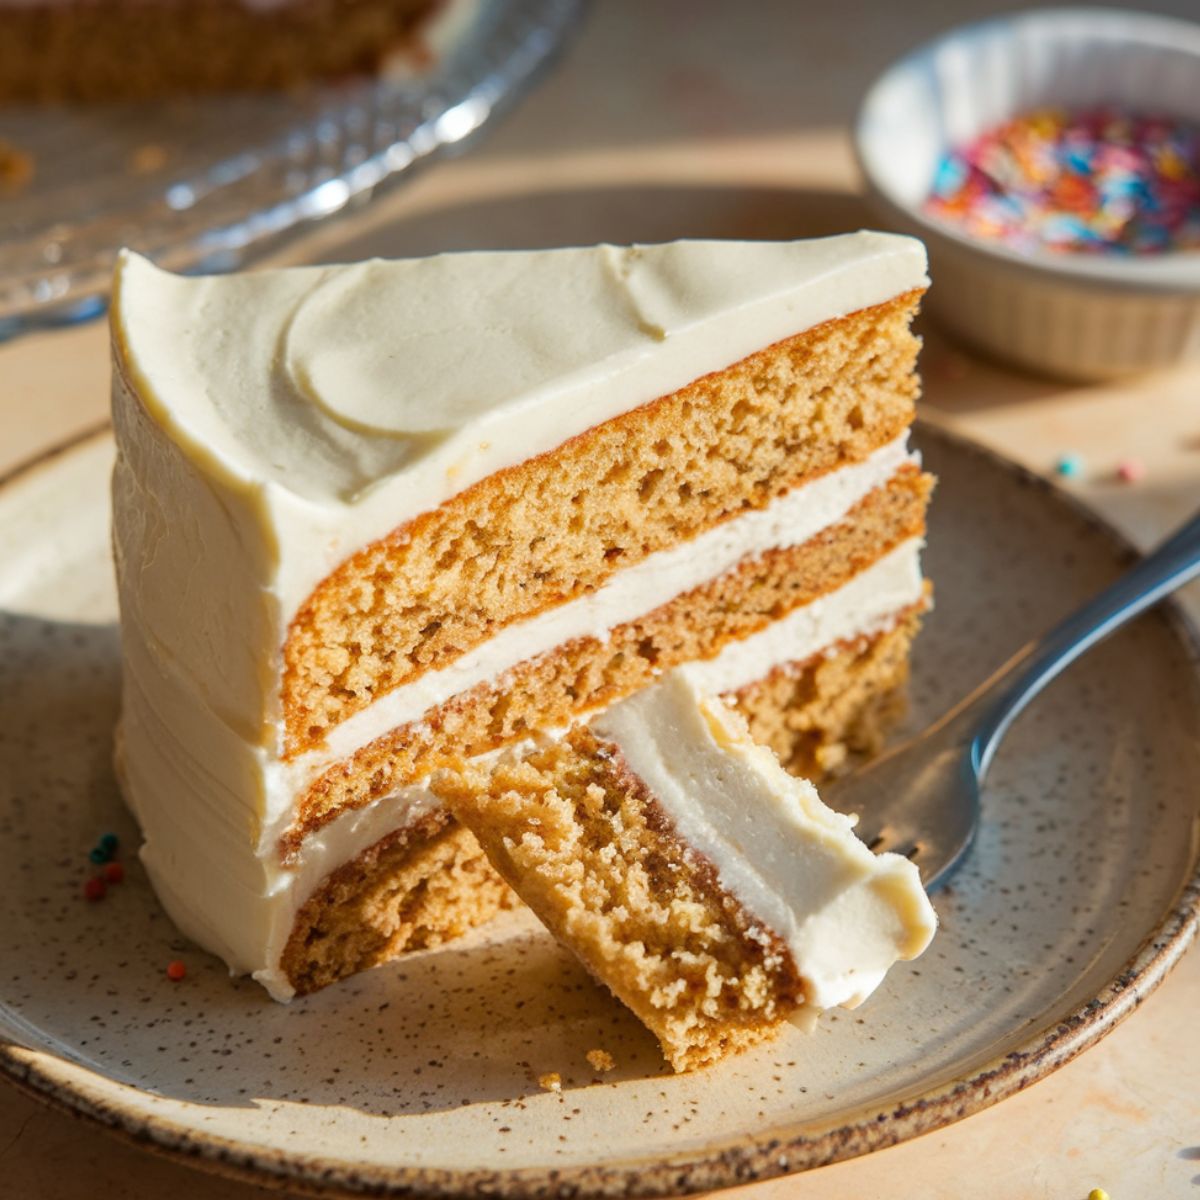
left=2, top=2, right=1199, bottom=1196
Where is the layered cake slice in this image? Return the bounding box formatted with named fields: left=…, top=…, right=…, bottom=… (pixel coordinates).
left=109, top=233, right=932, bottom=1000
left=436, top=672, right=937, bottom=1072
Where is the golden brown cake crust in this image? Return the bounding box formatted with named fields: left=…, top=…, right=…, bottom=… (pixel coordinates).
left=0, top=0, right=440, bottom=102
left=282, top=291, right=924, bottom=756
left=283, top=466, right=931, bottom=856
left=435, top=728, right=807, bottom=1073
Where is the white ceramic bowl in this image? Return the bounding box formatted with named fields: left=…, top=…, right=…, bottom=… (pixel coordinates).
left=855, top=7, right=1200, bottom=380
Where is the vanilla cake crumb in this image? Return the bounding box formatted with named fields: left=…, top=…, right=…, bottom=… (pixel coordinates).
left=537, top=1072, right=563, bottom=1093
left=586, top=1049, right=616, bottom=1073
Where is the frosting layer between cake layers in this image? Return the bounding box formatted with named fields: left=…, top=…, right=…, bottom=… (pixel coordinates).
left=298, top=435, right=916, bottom=771
left=110, top=235, right=930, bottom=998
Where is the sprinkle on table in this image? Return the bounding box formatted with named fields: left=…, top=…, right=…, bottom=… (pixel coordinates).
left=87, top=831, right=120, bottom=866
left=926, top=107, right=1200, bottom=256
left=83, top=833, right=125, bottom=900
left=1055, top=452, right=1084, bottom=479
left=1116, top=457, right=1145, bottom=483
left=166, top=960, right=187, bottom=982
left=1088, top=1189, right=1111, bottom=1200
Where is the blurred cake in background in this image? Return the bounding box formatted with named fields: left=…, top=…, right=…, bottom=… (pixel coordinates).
left=0, top=0, right=444, bottom=102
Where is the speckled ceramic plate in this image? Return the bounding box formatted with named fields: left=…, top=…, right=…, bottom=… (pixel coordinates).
left=0, top=423, right=1197, bottom=1197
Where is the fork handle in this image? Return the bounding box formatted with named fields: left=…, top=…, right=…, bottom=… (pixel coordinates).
left=972, top=507, right=1200, bottom=777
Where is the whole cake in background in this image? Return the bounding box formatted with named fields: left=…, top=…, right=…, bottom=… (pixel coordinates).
left=0, top=0, right=443, bottom=102
left=109, top=232, right=933, bottom=1005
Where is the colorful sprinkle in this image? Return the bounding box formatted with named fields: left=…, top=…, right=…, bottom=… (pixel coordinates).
left=1055, top=453, right=1084, bottom=478
left=83, top=877, right=107, bottom=902
left=925, top=107, right=1200, bottom=256
left=1088, top=1189, right=1111, bottom=1200
left=1116, top=457, right=1145, bottom=483
left=166, top=960, right=187, bottom=982
left=87, top=832, right=120, bottom=865
left=103, top=861, right=125, bottom=884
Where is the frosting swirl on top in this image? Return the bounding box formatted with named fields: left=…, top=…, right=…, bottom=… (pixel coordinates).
left=112, top=235, right=927, bottom=631
left=113, top=236, right=928, bottom=511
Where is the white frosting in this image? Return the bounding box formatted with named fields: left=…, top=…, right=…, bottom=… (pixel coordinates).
left=591, top=673, right=937, bottom=1012
left=110, top=235, right=929, bottom=999
left=122, top=682, right=442, bottom=996
left=111, top=232, right=927, bottom=766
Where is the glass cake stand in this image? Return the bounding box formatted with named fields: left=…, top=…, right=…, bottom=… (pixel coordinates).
left=0, top=0, right=583, bottom=338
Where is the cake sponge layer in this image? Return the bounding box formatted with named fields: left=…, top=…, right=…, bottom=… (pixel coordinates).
left=281, top=808, right=512, bottom=996
left=437, top=728, right=807, bottom=1072
left=733, top=604, right=925, bottom=779
left=284, top=291, right=922, bottom=754
left=280, top=614, right=922, bottom=996
left=285, top=467, right=930, bottom=851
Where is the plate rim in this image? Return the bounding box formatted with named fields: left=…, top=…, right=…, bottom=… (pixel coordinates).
left=0, top=420, right=1197, bottom=1198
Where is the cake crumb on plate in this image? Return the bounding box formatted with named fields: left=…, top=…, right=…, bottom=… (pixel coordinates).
left=586, top=1049, right=615, bottom=1072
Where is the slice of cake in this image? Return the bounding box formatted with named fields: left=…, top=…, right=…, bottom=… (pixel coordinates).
left=109, top=233, right=931, bottom=1000
left=435, top=672, right=937, bottom=1072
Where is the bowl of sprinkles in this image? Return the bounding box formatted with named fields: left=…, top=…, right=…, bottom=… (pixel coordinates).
left=855, top=8, right=1200, bottom=380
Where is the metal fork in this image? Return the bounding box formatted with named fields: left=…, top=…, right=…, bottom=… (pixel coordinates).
left=829, top=508, right=1200, bottom=892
